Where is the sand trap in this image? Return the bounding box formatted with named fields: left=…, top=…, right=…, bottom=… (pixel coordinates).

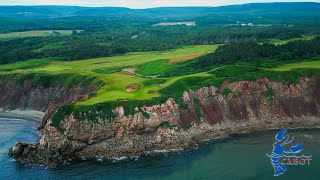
left=148, top=90, right=158, bottom=94
left=125, top=83, right=140, bottom=92
left=169, top=54, right=202, bottom=63
left=92, top=62, right=111, bottom=65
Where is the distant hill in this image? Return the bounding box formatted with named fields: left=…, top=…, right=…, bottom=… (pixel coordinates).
left=0, top=2, right=319, bottom=18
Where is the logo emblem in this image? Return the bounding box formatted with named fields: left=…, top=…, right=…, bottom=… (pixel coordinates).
left=266, top=129, right=312, bottom=176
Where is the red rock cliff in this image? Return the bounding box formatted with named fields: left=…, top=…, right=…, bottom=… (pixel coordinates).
left=8, top=77, right=320, bottom=166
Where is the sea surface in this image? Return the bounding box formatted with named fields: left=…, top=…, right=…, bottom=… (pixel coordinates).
left=0, top=117, right=319, bottom=179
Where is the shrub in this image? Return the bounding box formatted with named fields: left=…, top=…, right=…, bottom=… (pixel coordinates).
left=143, top=79, right=166, bottom=86
left=159, top=121, right=176, bottom=129
left=264, top=88, right=275, bottom=101
left=222, top=88, right=233, bottom=96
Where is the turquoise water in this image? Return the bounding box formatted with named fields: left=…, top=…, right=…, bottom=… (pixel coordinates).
left=0, top=117, right=319, bottom=179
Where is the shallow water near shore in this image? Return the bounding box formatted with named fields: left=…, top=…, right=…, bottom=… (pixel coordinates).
left=1, top=117, right=319, bottom=179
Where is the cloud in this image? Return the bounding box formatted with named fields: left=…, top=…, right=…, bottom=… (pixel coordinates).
left=0, top=0, right=319, bottom=8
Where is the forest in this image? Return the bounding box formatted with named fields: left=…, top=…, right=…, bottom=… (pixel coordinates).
left=159, top=37, right=320, bottom=77
left=1, top=2, right=320, bottom=122
left=0, top=2, right=320, bottom=64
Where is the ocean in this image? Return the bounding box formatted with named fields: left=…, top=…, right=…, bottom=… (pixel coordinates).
left=0, top=117, right=319, bottom=179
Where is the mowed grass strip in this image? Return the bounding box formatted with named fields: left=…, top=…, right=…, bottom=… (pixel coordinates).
left=0, top=58, right=53, bottom=72
left=135, top=59, right=172, bottom=76
left=272, top=60, right=320, bottom=71
left=0, top=30, right=79, bottom=40
left=266, top=35, right=315, bottom=45
left=92, top=66, right=126, bottom=74
left=0, top=45, right=218, bottom=105
left=168, top=44, right=219, bottom=63
left=30, top=45, right=218, bottom=75
left=6, top=43, right=317, bottom=106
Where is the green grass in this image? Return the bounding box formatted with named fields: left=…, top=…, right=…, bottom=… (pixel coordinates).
left=271, top=60, right=320, bottom=71
left=1, top=40, right=320, bottom=126
left=266, top=35, right=314, bottom=45
left=92, top=66, right=126, bottom=74
left=159, top=121, right=177, bottom=129
left=135, top=59, right=173, bottom=76
left=143, top=79, right=167, bottom=86
left=0, top=58, right=53, bottom=71
left=14, top=73, right=103, bottom=88
left=32, top=43, right=65, bottom=53
left=0, top=30, right=80, bottom=40
left=264, top=88, right=275, bottom=101
left=211, top=63, right=320, bottom=85
left=0, top=44, right=218, bottom=105
left=222, top=88, right=233, bottom=96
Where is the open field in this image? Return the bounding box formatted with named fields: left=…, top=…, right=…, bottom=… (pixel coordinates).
left=153, top=21, right=196, bottom=26
left=0, top=30, right=81, bottom=40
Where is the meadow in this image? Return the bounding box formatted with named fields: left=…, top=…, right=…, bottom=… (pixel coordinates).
left=153, top=21, right=196, bottom=26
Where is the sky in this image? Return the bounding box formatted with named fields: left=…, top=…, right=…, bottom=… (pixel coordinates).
left=0, top=0, right=319, bottom=8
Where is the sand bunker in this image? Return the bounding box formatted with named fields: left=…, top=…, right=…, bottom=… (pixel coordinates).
left=125, top=83, right=140, bottom=92
left=92, top=62, right=111, bottom=65
left=148, top=90, right=158, bottom=94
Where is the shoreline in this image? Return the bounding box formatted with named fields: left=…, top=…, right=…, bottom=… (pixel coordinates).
left=71, top=116, right=320, bottom=163
left=0, top=109, right=44, bottom=122
left=7, top=115, right=320, bottom=167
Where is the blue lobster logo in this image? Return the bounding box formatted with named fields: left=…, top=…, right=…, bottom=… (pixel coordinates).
left=266, top=129, right=312, bottom=176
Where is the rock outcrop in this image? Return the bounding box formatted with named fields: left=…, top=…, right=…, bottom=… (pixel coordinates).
left=0, top=77, right=95, bottom=112
left=8, top=77, right=320, bottom=167
left=0, top=75, right=98, bottom=126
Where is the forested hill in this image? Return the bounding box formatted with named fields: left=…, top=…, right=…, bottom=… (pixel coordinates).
left=0, top=2, right=319, bottom=18
left=160, top=37, right=320, bottom=77
left=0, top=2, right=320, bottom=65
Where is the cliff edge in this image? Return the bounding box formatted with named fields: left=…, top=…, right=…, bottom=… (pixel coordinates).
left=6, top=77, right=320, bottom=166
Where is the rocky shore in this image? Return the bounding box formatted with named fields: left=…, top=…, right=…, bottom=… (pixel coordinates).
left=5, top=77, right=320, bottom=167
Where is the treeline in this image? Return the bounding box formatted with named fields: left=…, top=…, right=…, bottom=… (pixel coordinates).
left=161, top=37, right=320, bottom=77
left=0, top=26, right=307, bottom=64
left=197, top=37, right=320, bottom=65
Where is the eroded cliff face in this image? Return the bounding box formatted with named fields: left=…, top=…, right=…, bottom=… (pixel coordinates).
left=0, top=76, right=98, bottom=126
left=0, top=77, right=94, bottom=111
left=9, top=77, right=320, bottom=167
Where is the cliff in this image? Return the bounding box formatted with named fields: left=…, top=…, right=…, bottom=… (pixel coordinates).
left=7, top=77, right=320, bottom=167
left=0, top=74, right=100, bottom=126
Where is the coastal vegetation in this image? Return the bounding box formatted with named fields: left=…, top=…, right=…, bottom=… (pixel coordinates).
left=1, top=3, right=320, bottom=129
left=2, top=37, right=320, bottom=128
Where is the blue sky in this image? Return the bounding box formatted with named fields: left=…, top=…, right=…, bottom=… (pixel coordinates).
left=0, top=0, right=319, bottom=8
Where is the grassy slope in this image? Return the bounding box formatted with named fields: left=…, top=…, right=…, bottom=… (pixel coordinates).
left=1, top=37, right=319, bottom=108
left=0, top=45, right=217, bottom=106
left=272, top=60, right=320, bottom=71
left=0, top=58, right=52, bottom=71
left=135, top=59, right=172, bottom=76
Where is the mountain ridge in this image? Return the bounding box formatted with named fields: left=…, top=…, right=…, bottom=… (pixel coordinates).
left=0, top=2, right=319, bottom=18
